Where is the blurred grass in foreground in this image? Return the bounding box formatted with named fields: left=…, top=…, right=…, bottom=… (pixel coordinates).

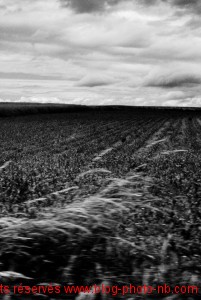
left=0, top=170, right=200, bottom=300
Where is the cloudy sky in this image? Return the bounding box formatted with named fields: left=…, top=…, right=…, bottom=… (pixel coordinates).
left=0, top=0, right=201, bottom=106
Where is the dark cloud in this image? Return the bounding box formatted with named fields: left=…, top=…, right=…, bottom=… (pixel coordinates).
left=145, top=73, right=201, bottom=88
left=60, top=0, right=201, bottom=14
left=161, top=0, right=201, bottom=16
left=60, top=0, right=160, bottom=13
left=61, top=0, right=103, bottom=12
left=166, top=0, right=201, bottom=14
left=60, top=0, right=120, bottom=13
left=142, top=0, right=200, bottom=9
left=168, top=0, right=198, bottom=7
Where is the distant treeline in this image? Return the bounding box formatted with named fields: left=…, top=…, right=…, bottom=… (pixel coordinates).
left=0, top=102, right=201, bottom=117
left=0, top=103, right=88, bottom=117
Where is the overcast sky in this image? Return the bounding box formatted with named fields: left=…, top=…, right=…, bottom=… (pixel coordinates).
left=0, top=0, right=201, bottom=106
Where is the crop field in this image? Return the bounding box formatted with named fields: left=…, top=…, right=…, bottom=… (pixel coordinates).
left=0, top=106, right=201, bottom=299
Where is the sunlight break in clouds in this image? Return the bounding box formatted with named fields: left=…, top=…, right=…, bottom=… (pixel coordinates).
left=0, top=0, right=201, bottom=106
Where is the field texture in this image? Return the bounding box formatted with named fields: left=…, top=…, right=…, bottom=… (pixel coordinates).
left=0, top=107, right=201, bottom=299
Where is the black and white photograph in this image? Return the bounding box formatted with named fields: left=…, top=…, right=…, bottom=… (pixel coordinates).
left=0, top=0, right=201, bottom=299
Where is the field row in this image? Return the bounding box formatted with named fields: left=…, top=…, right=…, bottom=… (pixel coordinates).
left=1, top=112, right=201, bottom=215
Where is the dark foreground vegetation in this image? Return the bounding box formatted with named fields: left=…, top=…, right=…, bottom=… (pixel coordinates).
left=0, top=104, right=201, bottom=299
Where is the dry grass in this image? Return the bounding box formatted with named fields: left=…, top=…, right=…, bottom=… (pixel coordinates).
left=0, top=170, right=200, bottom=299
